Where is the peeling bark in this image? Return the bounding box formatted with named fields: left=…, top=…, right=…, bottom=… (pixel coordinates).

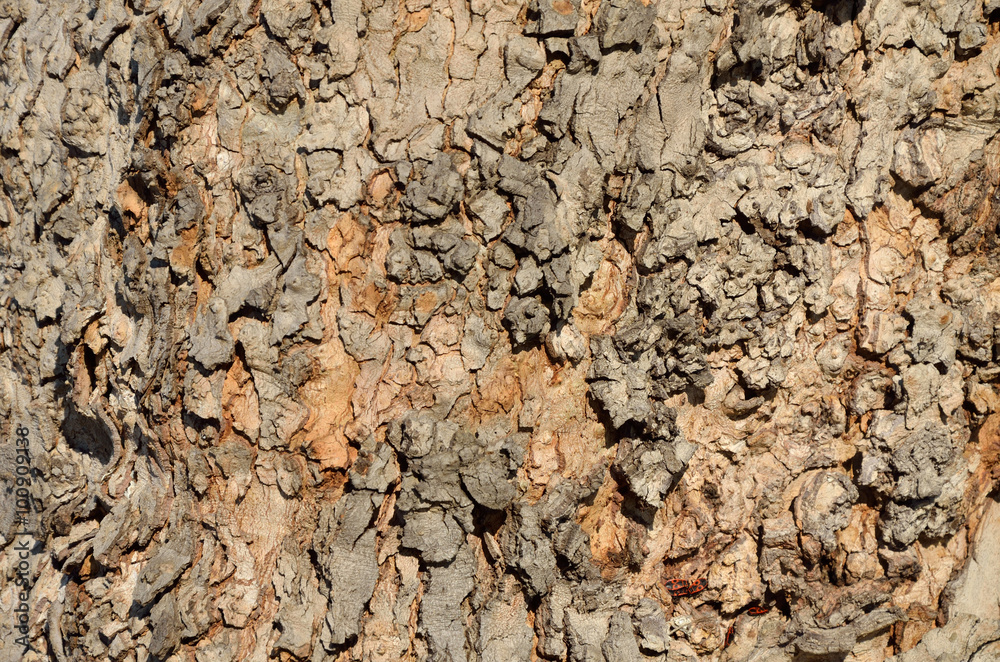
left=2, top=0, right=1000, bottom=661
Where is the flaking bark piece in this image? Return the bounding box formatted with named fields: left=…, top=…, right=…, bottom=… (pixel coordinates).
left=314, top=490, right=380, bottom=648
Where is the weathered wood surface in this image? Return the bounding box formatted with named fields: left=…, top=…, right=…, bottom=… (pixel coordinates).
left=1, top=0, right=1000, bottom=660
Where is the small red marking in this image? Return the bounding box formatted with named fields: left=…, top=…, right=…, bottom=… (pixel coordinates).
left=724, top=623, right=735, bottom=648
left=747, top=605, right=769, bottom=616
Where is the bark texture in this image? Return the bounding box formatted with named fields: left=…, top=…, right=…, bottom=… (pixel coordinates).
left=2, top=0, right=1000, bottom=661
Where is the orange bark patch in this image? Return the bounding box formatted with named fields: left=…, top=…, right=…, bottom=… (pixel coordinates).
left=300, top=337, right=359, bottom=470
left=223, top=356, right=261, bottom=442
left=368, top=171, right=395, bottom=205
left=407, top=9, right=430, bottom=31
left=116, top=180, right=146, bottom=224
left=170, top=236, right=198, bottom=279
left=326, top=212, right=369, bottom=276
left=473, top=352, right=521, bottom=415
left=574, top=249, right=629, bottom=335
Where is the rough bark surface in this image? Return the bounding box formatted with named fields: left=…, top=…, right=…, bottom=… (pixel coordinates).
left=2, top=0, right=1000, bottom=661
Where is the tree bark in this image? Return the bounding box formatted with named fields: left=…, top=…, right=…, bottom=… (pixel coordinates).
left=2, top=0, right=1000, bottom=661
